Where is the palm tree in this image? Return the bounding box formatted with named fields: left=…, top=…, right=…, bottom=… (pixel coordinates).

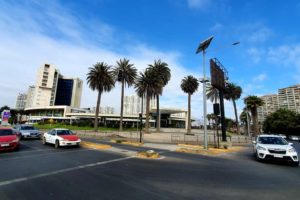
left=135, top=69, right=163, bottom=133
left=114, top=58, right=137, bottom=131
left=224, top=82, right=242, bottom=133
left=206, top=82, right=219, bottom=103
left=240, top=109, right=250, bottom=135
left=244, top=95, right=264, bottom=136
left=148, top=59, right=171, bottom=132
left=180, top=75, right=199, bottom=134
left=87, top=62, right=115, bottom=131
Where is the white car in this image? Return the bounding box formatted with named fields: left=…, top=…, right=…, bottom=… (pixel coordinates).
left=253, top=135, right=299, bottom=166
left=42, top=128, right=81, bottom=148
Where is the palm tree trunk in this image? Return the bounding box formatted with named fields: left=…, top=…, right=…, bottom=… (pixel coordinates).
left=145, top=94, right=150, bottom=133
left=233, top=100, right=240, bottom=134
left=187, top=94, right=191, bottom=134
left=156, top=95, right=160, bottom=132
left=94, top=91, right=101, bottom=131
left=119, top=80, right=124, bottom=131
left=251, top=109, right=258, bottom=137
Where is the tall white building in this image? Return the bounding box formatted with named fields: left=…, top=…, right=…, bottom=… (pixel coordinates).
left=15, top=93, right=27, bottom=110
left=257, top=84, right=300, bottom=122
left=28, top=64, right=83, bottom=108
left=257, top=94, right=279, bottom=122
left=32, top=64, right=59, bottom=107
left=100, top=106, right=115, bottom=114
left=25, top=86, right=35, bottom=108
left=123, top=95, right=156, bottom=115
left=278, top=84, right=300, bottom=113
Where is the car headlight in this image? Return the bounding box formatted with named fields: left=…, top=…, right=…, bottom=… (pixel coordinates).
left=12, top=138, right=19, bottom=143
left=288, top=148, right=296, bottom=153
left=257, top=146, right=266, bottom=151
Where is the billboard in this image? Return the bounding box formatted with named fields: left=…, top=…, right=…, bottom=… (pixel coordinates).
left=210, top=58, right=227, bottom=90
left=1, top=110, right=11, bottom=125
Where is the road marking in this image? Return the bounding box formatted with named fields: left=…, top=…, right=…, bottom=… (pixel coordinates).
left=0, top=156, right=133, bottom=187
left=0, top=149, right=92, bottom=161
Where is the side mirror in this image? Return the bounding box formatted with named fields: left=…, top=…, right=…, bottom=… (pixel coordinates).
left=252, top=141, right=257, bottom=144
left=289, top=142, right=293, bottom=145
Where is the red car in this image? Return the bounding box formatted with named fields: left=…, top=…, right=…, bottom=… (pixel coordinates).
left=0, top=127, right=20, bottom=151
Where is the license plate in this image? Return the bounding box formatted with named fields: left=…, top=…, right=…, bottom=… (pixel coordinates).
left=1, top=144, right=9, bottom=147
left=274, top=155, right=283, bottom=158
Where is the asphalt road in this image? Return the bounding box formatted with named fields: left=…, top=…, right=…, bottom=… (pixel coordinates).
left=0, top=139, right=299, bottom=200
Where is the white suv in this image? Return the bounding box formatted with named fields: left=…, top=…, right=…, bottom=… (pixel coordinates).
left=253, top=135, right=299, bottom=166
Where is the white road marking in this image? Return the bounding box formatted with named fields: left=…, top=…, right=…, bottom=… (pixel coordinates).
left=0, top=156, right=133, bottom=187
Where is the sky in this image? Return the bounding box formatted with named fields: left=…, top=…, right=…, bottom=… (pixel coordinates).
left=1, top=0, right=300, bottom=120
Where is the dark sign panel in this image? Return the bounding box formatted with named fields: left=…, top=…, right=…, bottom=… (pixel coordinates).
left=210, top=59, right=225, bottom=90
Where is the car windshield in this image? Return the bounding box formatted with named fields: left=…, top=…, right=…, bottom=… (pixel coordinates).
left=259, top=137, right=288, bottom=145
left=56, top=130, right=73, bottom=135
left=0, top=129, right=14, bottom=136
left=20, top=126, right=35, bottom=130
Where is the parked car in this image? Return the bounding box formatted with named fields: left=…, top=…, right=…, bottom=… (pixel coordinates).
left=288, top=135, right=299, bottom=141
left=253, top=135, right=299, bottom=166
left=14, top=124, right=40, bottom=139
left=278, top=134, right=287, bottom=139
left=0, top=127, right=20, bottom=151
left=42, top=128, right=81, bottom=148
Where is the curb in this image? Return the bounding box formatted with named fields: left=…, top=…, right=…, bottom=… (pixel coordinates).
left=81, top=141, right=111, bottom=149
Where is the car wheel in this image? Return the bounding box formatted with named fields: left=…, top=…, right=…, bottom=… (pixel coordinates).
left=255, top=152, right=262, bottom=162
left=55, top=140, right=60, bottom=149
left=42, top=137, right=47, bottom=145
left=291, top=161, right=299, bottom=167
left=15, top=145, right=20, bottom=151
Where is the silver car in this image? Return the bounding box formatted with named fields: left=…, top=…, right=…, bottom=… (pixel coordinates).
left=14, top=125, right=41, bottom=139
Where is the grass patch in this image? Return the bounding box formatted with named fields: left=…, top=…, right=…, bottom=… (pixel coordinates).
left=137, top=150, right=160, bottom=159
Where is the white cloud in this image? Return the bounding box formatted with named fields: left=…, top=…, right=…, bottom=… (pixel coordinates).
left=0, top=0, right=207, bottom=117
left=210, top=23, right=224, bottom=32
left=253, top=73, right=267, bottom=82
left=267, top=44, right=300, bottom=82
left=187, top=0, right=211, bottom=9
left=239, top=23, right=273, bottom=44
left=246, top=47, right=265, bottom=64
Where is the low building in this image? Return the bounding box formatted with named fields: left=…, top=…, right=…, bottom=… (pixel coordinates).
left=24, top=106, right=188, bottom=129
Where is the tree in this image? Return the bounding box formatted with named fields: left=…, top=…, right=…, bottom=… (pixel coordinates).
left=114, top=58, right=137, bottom=131
left=148, top=59, right=171, bottom=132
left=87, top=62, right=115, bottom=131
left=180, top=75, right=199, bottom=134
left=263, top=109, right=299, bottom=135
left=135, top=69, right=163, bottom=133
left=244, top=95, right=264, bottom=136
left=239, top=109, right=249, bottom=135
left=224, top=82, right=242, bottom=134
left=0, top=105, right=10, bottom=114
left=206, top=83, right=219, bottom=103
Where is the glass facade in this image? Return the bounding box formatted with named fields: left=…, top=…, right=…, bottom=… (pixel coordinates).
left=55, top=79, right=73, bottom=106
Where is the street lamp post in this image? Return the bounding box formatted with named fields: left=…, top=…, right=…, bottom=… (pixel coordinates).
left=196, top=36, right=214, bottom=150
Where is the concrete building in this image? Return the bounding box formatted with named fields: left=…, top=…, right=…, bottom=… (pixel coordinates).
left=100, top=106, right=115, bottom=114
left=25, top=86, right=35, bottom=108
left=123, top=95, right=156, bottom=115
left=257, top=94, right=279, bottom=122
left=257, top=84, right=300, bottom=123
left=278, top=84, right=300, bottom=113
left=29, top=64, right=82, bottom=108
left=15, top=93, right=27, bottom=110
